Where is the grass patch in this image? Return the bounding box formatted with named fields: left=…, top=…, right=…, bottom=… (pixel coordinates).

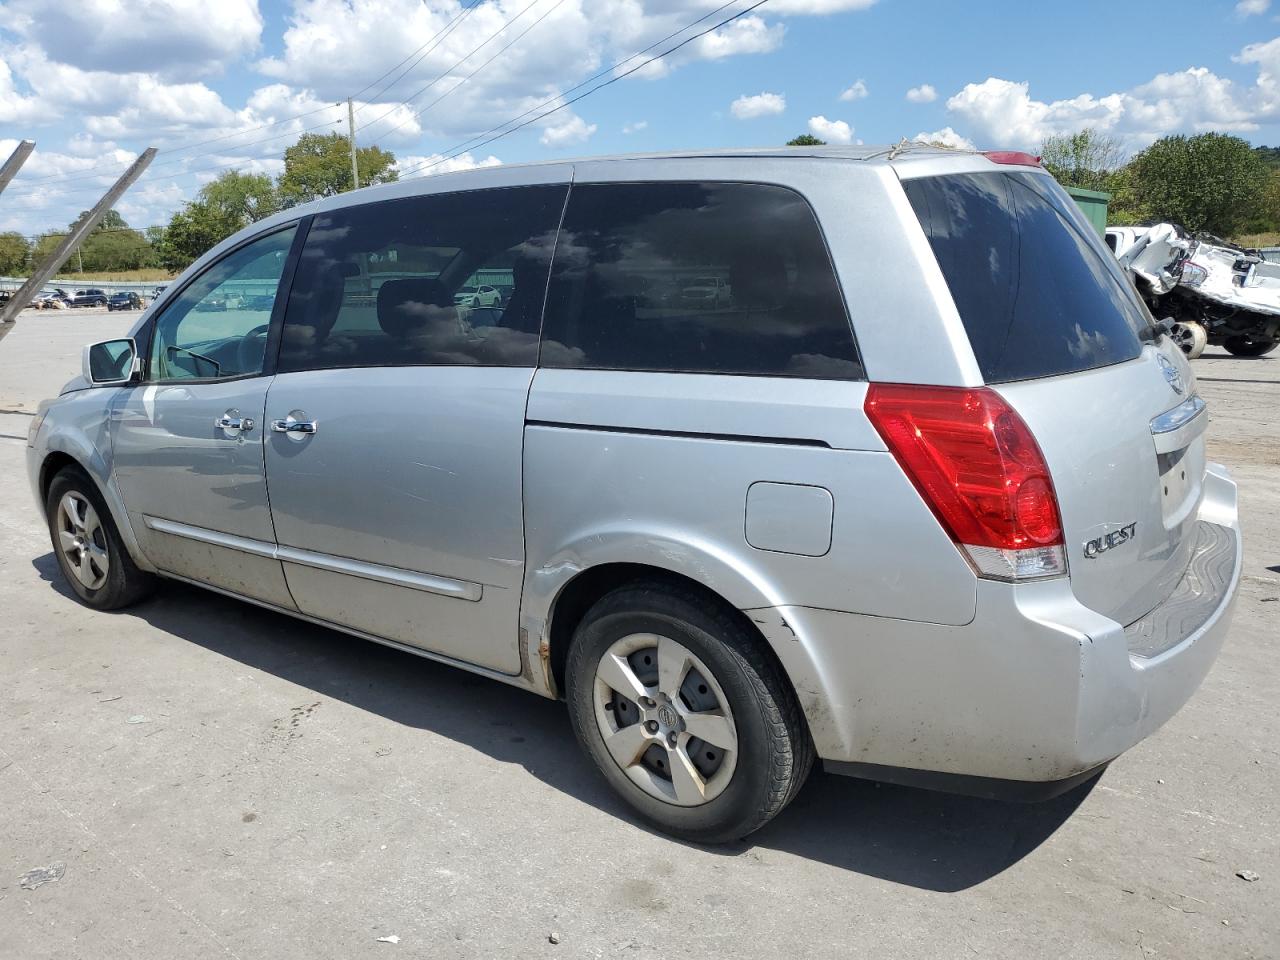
left=50, top=268, right=175, bottom=282
left=1233, top=232, right=1280, bottom=248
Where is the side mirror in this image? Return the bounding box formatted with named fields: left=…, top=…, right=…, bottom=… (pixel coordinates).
left=83, top=338, right=139, bottom=385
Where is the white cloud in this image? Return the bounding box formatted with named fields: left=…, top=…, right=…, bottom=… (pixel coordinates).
left=691, top=16, right=785, bottom=60
left=808, top=115, right=853, bottom=144
left=1236, top=0, right=1269, bottom=16
left=906, top=83, right=937, bottom=103
left=730, top=92, right=786, bottom=119
left=1, top=0, right=262, bottom=78
left=395, top=151, right=502, bottom=177
left=622, top=120, right=648, bottom=134
left=839, top=79, right=868, bottom=101
left=539, top=113, right=597, bottom=147
left=912, top=127, right=975, bottom=150
left=944, top=59, right=1269, bottom=151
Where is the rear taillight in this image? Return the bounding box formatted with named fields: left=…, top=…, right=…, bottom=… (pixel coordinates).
left=865, top=383, right=1067, bottom=581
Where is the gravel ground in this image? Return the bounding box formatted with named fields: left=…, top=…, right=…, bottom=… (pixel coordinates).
left=1, top=312, right=1276, bottom=960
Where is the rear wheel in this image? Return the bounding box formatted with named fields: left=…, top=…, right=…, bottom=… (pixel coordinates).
left=565, top=582, right=813, bottom=843
left=1170, top=320, right=1208, bottom=359
left=1223, top=335, right=1279, bottom=357
left=46, top=467, right=155, bottom=610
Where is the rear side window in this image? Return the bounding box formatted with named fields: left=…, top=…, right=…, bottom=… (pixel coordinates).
left=540, top=182, right=861, bottom=379
left=904, top=172, right=1147, bottom=383
left=278, top=184, right=566, bottom=372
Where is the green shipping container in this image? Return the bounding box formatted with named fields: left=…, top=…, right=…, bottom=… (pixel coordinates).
left=1065, top=186, right=1111, bottom=236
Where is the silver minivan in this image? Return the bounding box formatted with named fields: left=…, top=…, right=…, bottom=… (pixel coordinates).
left=27, top=146, right=1242, bottom=842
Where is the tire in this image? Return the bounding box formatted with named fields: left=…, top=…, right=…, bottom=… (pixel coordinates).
left=565, top=581, right=813, bottom=843
left=1223, top=335, right=1279, bottom=357
left=1170, top=320, right=1208, bottom=359
left=46, top=467, right=155, bottom=610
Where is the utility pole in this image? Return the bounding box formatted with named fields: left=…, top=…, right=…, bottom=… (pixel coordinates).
left=347, top=98, right=360, bottom=191
left=0, top=147, right=156, bottom=340
left=0, top=139, right=36, bottom=198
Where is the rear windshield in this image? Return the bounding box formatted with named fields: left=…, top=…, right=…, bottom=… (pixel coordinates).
left=904, top=171, right=1147, bottom=383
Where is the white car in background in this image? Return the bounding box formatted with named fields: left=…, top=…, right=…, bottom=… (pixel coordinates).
left=681, top=276, right=730, bottom=308
left=453, top=283, right=502, bottom=308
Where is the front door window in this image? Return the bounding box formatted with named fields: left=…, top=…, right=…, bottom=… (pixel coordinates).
left=148, top=227, right=296, bottom=381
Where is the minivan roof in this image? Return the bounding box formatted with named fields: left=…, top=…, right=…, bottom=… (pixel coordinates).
left=401, top=142, right=991, bottom=179
left=301, top=143, right=1023, bottom=212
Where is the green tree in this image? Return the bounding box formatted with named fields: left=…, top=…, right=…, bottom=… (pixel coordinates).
left=277, top=132, right=397, bottom=206
left=32, top=232, right=68, bottom=269
left=0, top=232, right=30, bottom=274
left=786, top=134, right=826, bottom=146
left=1124, top=133, right=1268, bottom=235
left=157, top=170, right=281, bottom=271
left=1039, top=129, right=1125, bottom=192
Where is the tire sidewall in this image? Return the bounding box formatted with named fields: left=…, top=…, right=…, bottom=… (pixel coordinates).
left=566, top=598, right=781, bottom=842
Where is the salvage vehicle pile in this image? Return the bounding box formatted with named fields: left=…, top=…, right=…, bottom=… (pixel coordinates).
left=1109, top=223, right=1280, bottom=358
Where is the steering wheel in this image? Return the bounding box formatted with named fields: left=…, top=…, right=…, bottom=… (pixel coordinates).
left=237, top=324, right=271, bottom=374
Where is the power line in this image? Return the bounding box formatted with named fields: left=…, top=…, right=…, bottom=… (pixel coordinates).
left=8, top=3, right=481, bottom=190
left=356, top=0, right=545, bottom=137
left=424, top=0, right=742, bottom=164
left=352, top=1, right=482, bottom=115
left=371, top=0, right=569, bottom=144
left=399, top=0, right=770, bottom=179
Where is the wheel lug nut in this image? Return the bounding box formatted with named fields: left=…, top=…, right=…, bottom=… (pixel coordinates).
left=645, top=720, right=658, bottom=733
left=667, top=733, right=677, bottom=747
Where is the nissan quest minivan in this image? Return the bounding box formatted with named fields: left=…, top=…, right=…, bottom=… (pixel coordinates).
left=28, top=146, right=1242, bottom=842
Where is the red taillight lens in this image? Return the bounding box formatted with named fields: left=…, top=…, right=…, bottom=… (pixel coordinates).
left=865, top=383, right=1066, bottom=581
left=983, top=150, right=1042, bottom=167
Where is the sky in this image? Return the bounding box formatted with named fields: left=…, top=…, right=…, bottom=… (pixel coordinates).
left=3, top=0, right=1280, bottom=238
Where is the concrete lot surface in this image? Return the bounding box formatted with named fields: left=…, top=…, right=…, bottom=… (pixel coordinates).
left=1, top=312, right=1276, bottom=959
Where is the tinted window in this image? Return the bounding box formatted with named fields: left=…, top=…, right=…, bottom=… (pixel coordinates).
left=904, top=172, right=1147, bottom=383
left=278, top=185, right=567, bottom=372
left=540, top=182, right=861, bottom=379
left=148, top=226, right=296, bottom=382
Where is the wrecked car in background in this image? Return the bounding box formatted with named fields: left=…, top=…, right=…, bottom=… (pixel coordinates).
left=1108, top=224, right=1280, bottom=358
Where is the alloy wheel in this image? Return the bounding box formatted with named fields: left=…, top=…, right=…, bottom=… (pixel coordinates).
left=592, top=633, right=738, bottom=807
left=56, top=492, right=109, bottom=590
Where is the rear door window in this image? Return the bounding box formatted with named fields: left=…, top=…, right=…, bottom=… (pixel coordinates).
left=540, top=181, right=861, bottom=379
left=904, top=171, right=1147, bottom=383
left=278, top=184, right=566, bottom=372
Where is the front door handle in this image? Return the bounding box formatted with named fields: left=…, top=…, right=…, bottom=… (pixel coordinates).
left=215, top=413, right=254, bottom=432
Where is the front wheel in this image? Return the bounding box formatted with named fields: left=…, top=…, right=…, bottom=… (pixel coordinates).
left=1170, top=320, right=1208, bottom=359
left=565, top=582, right=813, bottom=843
left=1223, top=335, right=1279, bottom=357
left=46, top=467, right=155, bottom=610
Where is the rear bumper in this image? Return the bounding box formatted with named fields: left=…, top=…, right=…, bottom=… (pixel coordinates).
left=752, top=462, right=1241, bottom=787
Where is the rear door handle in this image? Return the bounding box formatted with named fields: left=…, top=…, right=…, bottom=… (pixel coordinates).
left=271, top=419, right=318, bottom=435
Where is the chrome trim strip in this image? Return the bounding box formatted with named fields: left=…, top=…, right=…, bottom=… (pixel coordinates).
left=143, top=516, right=482, bottom=602
left=1150, top=395, right=1207, bottom=454
left=1151, top=394, right=1206, bottom=434
left=275, top=545, right=481, bottom=601
left=155, top=570, right=526, bottom=683
left=144, top=516, right=277, bottom=557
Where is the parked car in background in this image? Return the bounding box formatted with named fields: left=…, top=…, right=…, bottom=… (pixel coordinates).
left=71, top=289, right=108, bottom=308
left=681, top=276, right=731, bottom=308
left=453, top=283, right=502, bottom=307
left=30, top=147, right=1241, bottom=843
left=36, top=290, right=70, bottom=309
left=107, top=292, right=142, bottom=311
